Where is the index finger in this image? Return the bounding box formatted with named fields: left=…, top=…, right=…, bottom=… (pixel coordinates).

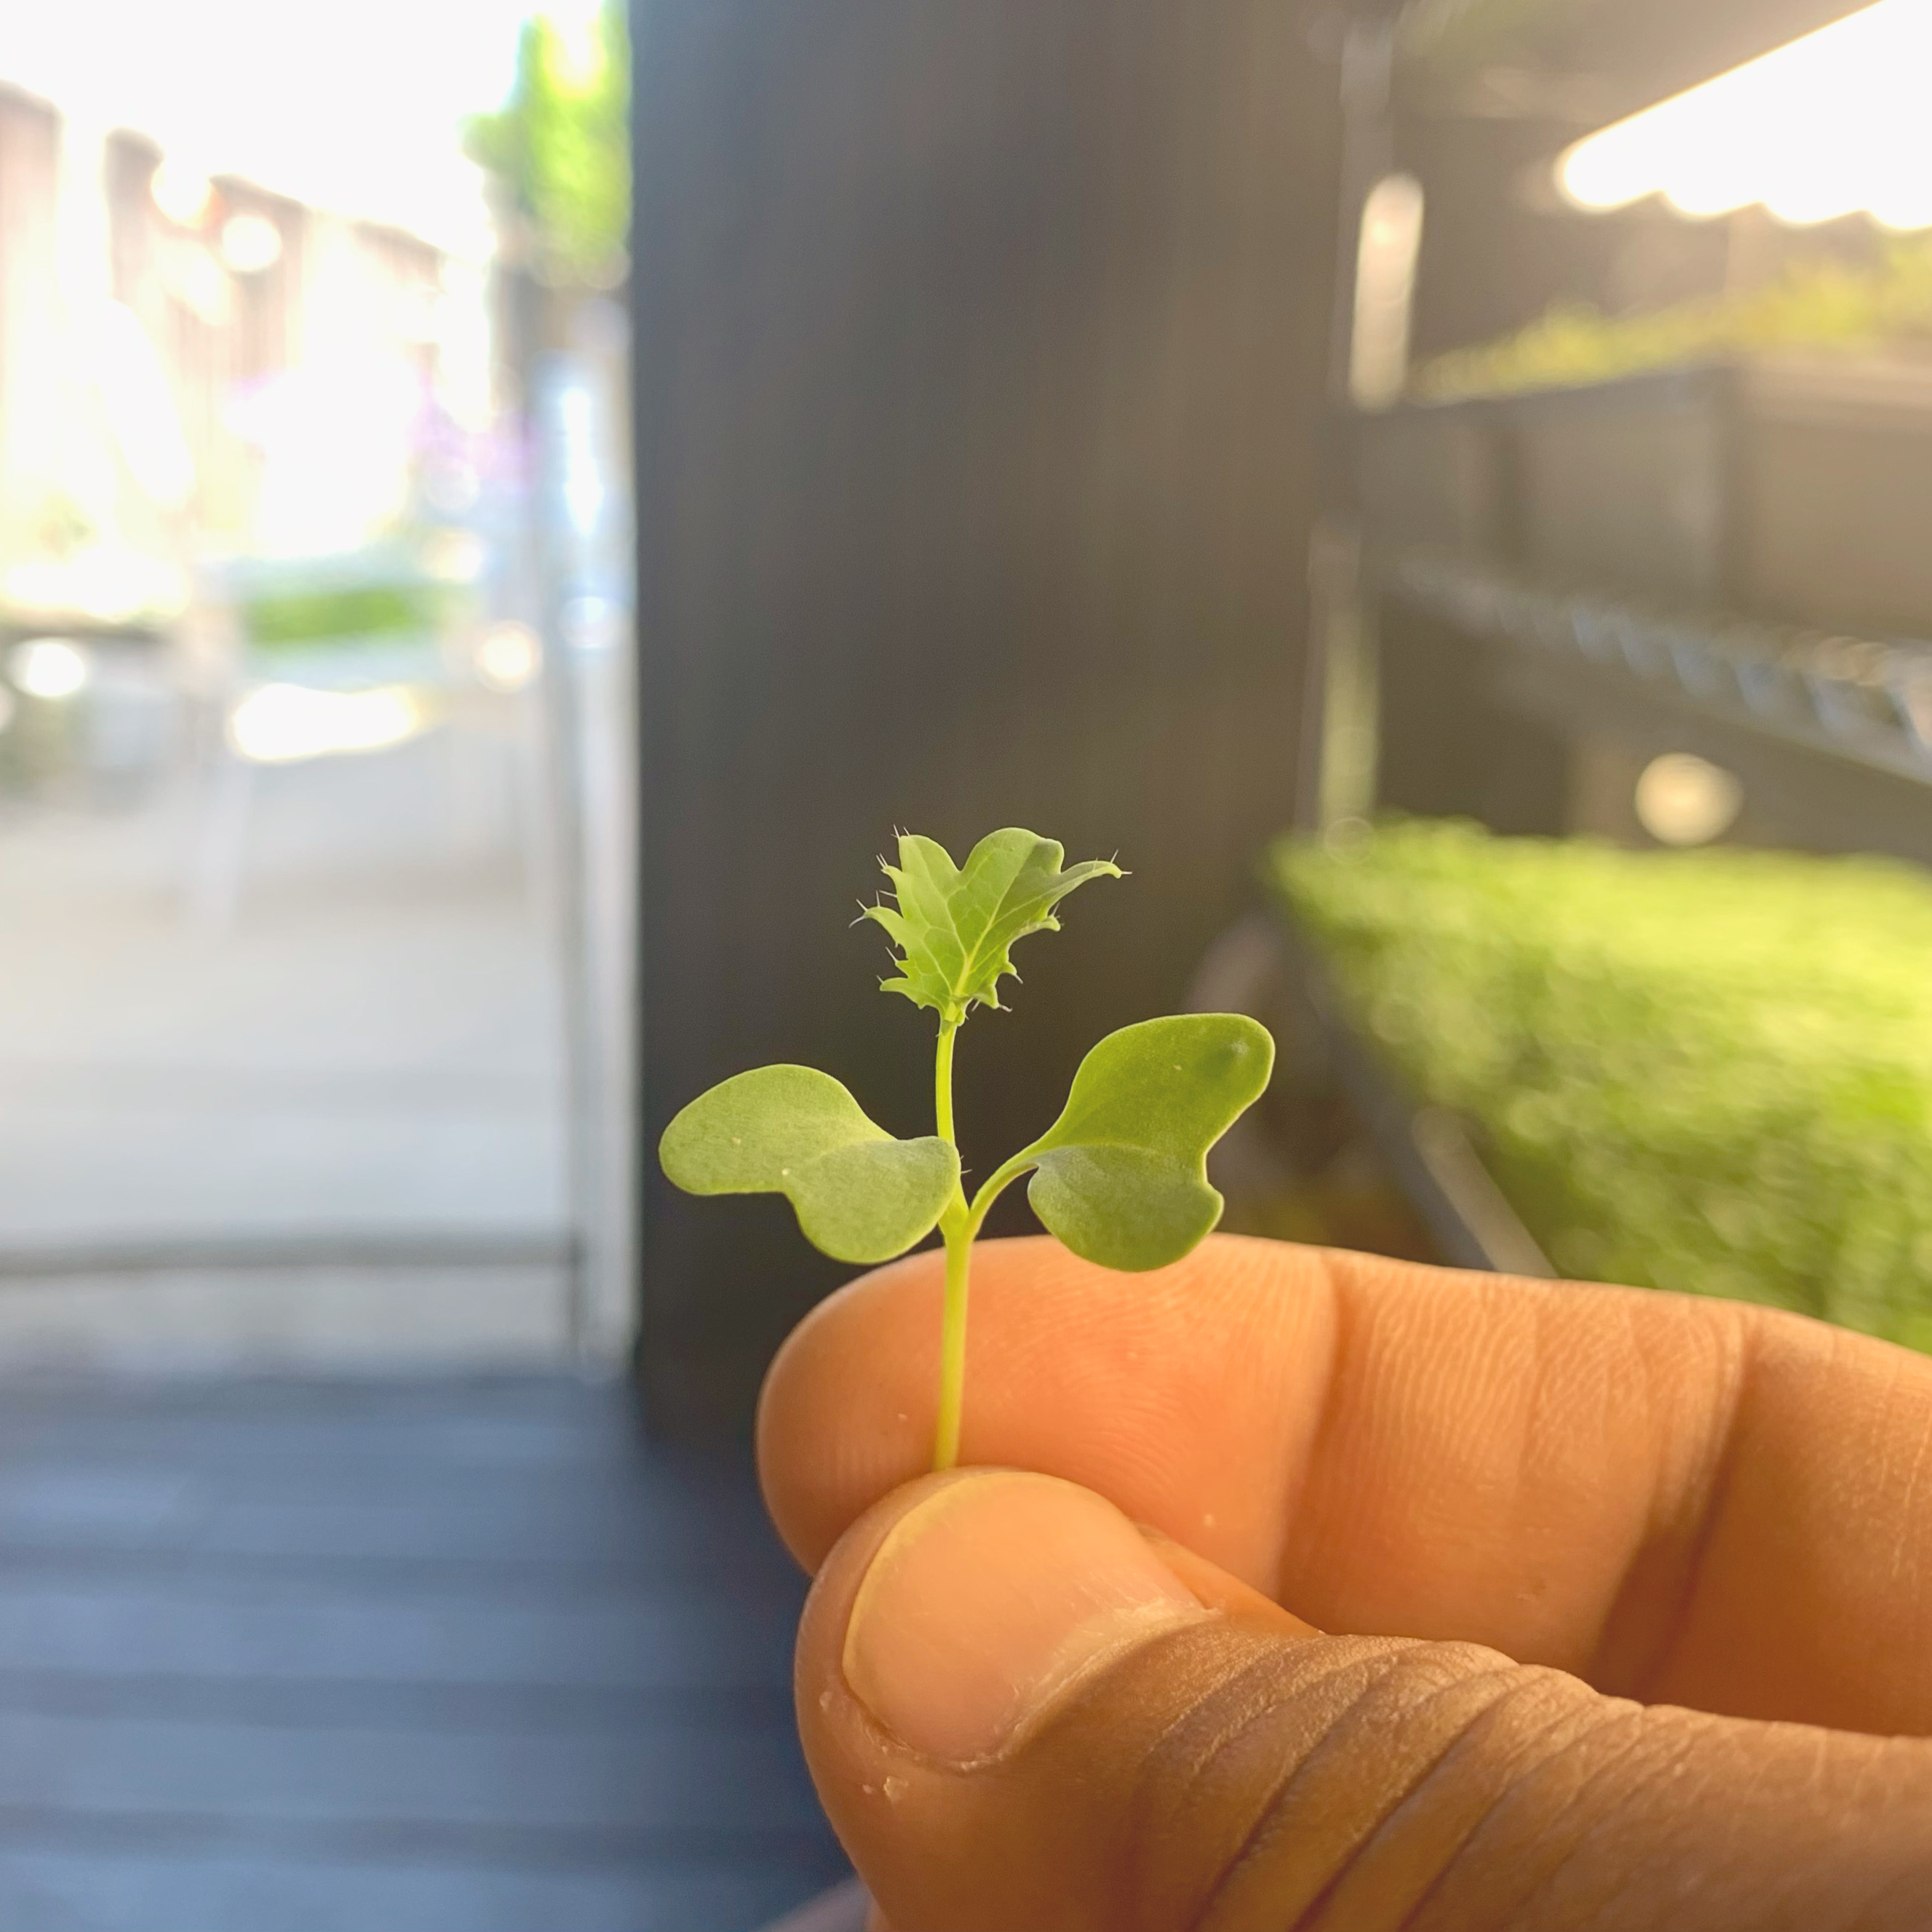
left=758, top=1233, right=1932, bottom=1737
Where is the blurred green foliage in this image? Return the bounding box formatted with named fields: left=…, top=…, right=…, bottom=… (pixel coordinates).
left=245, top=582, right=441, bottom=647
left=1273, top=821, right=1932, bottom=1348
left=466, top=4, right=629, bottom=287
left=1415, top=236, right=1932, bottom=400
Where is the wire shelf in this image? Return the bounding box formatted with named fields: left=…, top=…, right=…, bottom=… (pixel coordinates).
left=1384, top=547, right=1932, bottom=790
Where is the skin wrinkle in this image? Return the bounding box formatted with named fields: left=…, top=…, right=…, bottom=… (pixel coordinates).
left=1178, top=1700, right=1356, bottom=1930
left=1443, top=1700, right=1685, bottom=1932
left=1200, top=1653, right=1531, bottom=1932
left=1306, top=1666, right=1630, bottom=1932
left=1436, top=1705, right=1923, bottom=1932
left=1853, top=1733, right=1928, bottom=1812
left=1575, top=1300, right=1687, bottom=1687
left=1878, top=1352, right=1932, bottom=1592
left=1508, top=1296, right=1599, bottom=1629
left=1268, top=1247, right=1349, bottom=1604
left=1214, top=1242, right=1335, bottom=1586
left=1293, top=1253, right=1737, bottom=1679
left=1409, top=1702, right=1709, bottom=1932
left=1136, top=1638, right=1424, bottom=1928
left=1546, top=1313, right=1653, bottom=1661
left=1116, top=1636, right=1444, bottom=1932
left=1593, top=1300, right=1754, bottom=1701
left=1610, top=1718, right=1765, bottom=1918
left=1655, top=1321, right=1837, bottom=1720
left=1853, top=1740, right=1932, bottom=1931
left=1131, top=1632, right=1373, bottom=1791
left=1797, top=1720, right=1836, bottom=1810
left=1297, top=1260, right=1552, bottom=1645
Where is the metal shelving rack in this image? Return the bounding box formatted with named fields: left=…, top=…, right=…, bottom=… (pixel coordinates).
left=1383, top=547, right=1932, bottom=793
left=1283, top=357, right=1932, bottom=1276
left=1343, top=359, right=1932, bottom=837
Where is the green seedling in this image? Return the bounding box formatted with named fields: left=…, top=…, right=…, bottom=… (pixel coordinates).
left=659, top=829, right=1276, bottom=1469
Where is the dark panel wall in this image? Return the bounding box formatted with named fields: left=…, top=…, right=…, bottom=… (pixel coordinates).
left=632, top=1, right=1339, bottom=1434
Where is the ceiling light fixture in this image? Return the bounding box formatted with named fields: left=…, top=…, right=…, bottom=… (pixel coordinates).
left=1557, top=0, right=1932, bottom=231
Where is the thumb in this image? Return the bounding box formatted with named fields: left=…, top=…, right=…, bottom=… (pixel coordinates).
left=796, top=1469, right=1932, bottom=1932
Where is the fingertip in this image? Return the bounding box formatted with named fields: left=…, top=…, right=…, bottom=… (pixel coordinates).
left=758, top=1248, right=950, bottom=1569
left=794, top=1466, right=1313, bottom=1930
left=839, top=1472, right=1211, bottom=1765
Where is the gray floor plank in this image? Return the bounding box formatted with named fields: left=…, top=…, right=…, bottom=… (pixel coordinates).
left=0, top=1375, right=607, bottom=1423
left=0, top=1583, right=800, bottom=1687
left=0, top=1377, right=846, bottom=1930
left=0, top=1848, right=835, bottom=1932
left=0, top=1669, right=792, bottom=1734
left=0, top=1481, right=798, bottom=1579
left=0, top=1708, right=830, bottom=1834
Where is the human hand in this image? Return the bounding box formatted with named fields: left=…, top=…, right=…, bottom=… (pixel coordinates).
left=758, top=1235, right=1932, bottom=1931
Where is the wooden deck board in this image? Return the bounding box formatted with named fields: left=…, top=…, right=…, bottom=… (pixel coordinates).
left=0, top=1847, right=835, bottom=1932
left=0, top=1375, right=846, bottom=1931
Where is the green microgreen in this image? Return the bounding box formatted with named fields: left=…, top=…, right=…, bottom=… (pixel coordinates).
left=659, top=828, right=1275, bottom=1469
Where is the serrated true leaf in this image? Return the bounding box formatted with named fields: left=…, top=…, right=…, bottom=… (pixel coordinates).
left=1009, top=1013, right=1274, bottom=1271
left=659, top=1065, right=959, bottom=1265
left=862, top=828, right=1122, bottom=1024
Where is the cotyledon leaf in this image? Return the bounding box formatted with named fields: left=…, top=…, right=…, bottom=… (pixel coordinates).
left=862, top=828, right=1122, bottom=1024
left=1006, top=1014, right=1275, bottom=1271
left=659, top=1065, right=959, bottom=1266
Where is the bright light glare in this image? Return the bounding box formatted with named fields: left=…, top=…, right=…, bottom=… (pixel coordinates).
left=2, top=551, right=186, bottom=627
left=220, top=213, right=283, bottom=274
left=1558, top=0, right=1932, bottom=230
left=474, top=622, right=541, bottom=693
left=0, top=0, right=540, bottom=260
left=546, top=0, right=611, bottom=88
left=228, top=683, right=427, bottom=763
left=421, top=528, right=485, bottom=584
left=236, top=358, right=426, bottom=554
left=1635, top=753, right=1744, bottom=846
left=149, top=159, right=213, bottom=227
left=94, top=303, right=195, bottom=509
left=10, top=638, right=90, bottom=701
